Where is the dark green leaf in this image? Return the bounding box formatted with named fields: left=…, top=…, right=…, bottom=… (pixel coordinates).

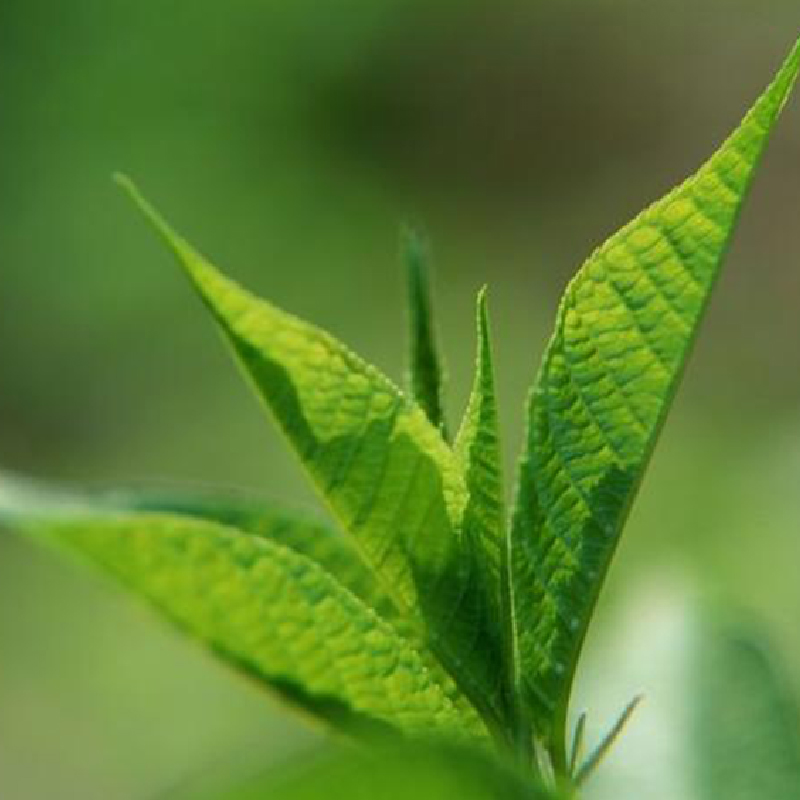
left=404, top=228, right=449, bottom=438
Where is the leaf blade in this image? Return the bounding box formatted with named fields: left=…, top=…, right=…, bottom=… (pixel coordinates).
left=110, top=488, right=483, bottom=722
left=114, top=183, right=504, bottom=724
left=455, top=289, right=504, bottom=613
left=117, top=175, right=461, bottom=616
left=452, top=290, right=509, bottom=718
left=510, top=39, right=800, bottom=743
left=1, top=492, right=487, bottom=740
left=115, top=490, right=399, bottom=621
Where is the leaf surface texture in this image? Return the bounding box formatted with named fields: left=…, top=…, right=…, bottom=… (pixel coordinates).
left=0, top=490, right=487, bottom=739
left=509, top=39, right=800, bottom=736
left=117, top=181, right=504, bottom=722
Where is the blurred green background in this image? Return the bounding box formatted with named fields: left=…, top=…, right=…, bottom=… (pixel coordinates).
left=2, top=2, right=800, bottom=797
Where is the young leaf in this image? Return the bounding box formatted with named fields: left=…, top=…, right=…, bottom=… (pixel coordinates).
left=0, top=493, right=487, bottom=741
left=404, top=228, right=449, bottom=438
left=691, top=619, right=800, bottom=800
left=509, top=38, right=800, bottom=749
left=453, top=290, right=506, bottom=703
left=455, top=290, right=504, bottom=609
left=115, top=179, right=504, bottom=725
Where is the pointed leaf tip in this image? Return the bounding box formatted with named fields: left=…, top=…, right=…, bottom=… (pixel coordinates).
left=404, top=227, right=449, bottom=436
left=476, top=285, right=489, bottom=313
left=114, top=174, right=163, bottom=231
left=114, top=175, right=201, bottom=272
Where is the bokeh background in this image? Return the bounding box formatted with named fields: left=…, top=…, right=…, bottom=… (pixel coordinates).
left=2, top=2, right=800, bottom=798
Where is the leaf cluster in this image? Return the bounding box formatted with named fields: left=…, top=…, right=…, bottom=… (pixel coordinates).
left=1, top=36, right=799, bottom=797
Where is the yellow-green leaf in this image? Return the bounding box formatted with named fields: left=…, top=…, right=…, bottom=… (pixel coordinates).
left=453, top=290, right=507, bottom=712
left=0, top=492, right=487, bottom=740
left=117, top=491, right=398, bottom=621
left=115, top=180, right=503, bottom=724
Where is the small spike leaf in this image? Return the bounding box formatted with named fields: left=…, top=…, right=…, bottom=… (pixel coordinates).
left=404, top=228, right=449, bottom=438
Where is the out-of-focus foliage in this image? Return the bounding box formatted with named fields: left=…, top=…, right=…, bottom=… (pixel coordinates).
left=692, top=618, right=800, bottom=799
left=207, top=743, right=553, bottom=800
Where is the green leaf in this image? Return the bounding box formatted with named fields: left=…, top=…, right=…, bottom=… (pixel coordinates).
left=568, top=712, right=586, bottom=777
left=115, top=490, right=399, bottom=622
left=115, top=179, right=503, bottom=725
left=404, top=228, right=449, bottom=438
left=109, top=488, right=481, bottom=723
left=509, top=38, right=800, bottom=748
left=691, top=620, right=800, bottom=800
left=455, top=290, right=504, bottom=610
left=453, top=289, right=506, bottom=704
left=0, top=484, right=487, bottom=741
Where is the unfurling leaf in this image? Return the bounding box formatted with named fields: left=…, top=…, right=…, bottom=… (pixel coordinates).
left=455, top=289, right=504, bottom=619
left=453, top=290, right=508, bottom=712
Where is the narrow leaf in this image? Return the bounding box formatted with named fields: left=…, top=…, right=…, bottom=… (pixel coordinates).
left=510, top=38, right=800, bottom=743
left=575, top=695, right=642, bottom=786
left=691, top=620, right=800, bottom=800
left=404, top=228, right=449, bottom=438
left=115, top=180, right=503, bottom=723
left=568, top=712, right=586, bottom=777
left=455, top=289, right=504, bottom=609
left=453, top=289, right=506, bottom=703
left=0, top=487, right=487, bottom=740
